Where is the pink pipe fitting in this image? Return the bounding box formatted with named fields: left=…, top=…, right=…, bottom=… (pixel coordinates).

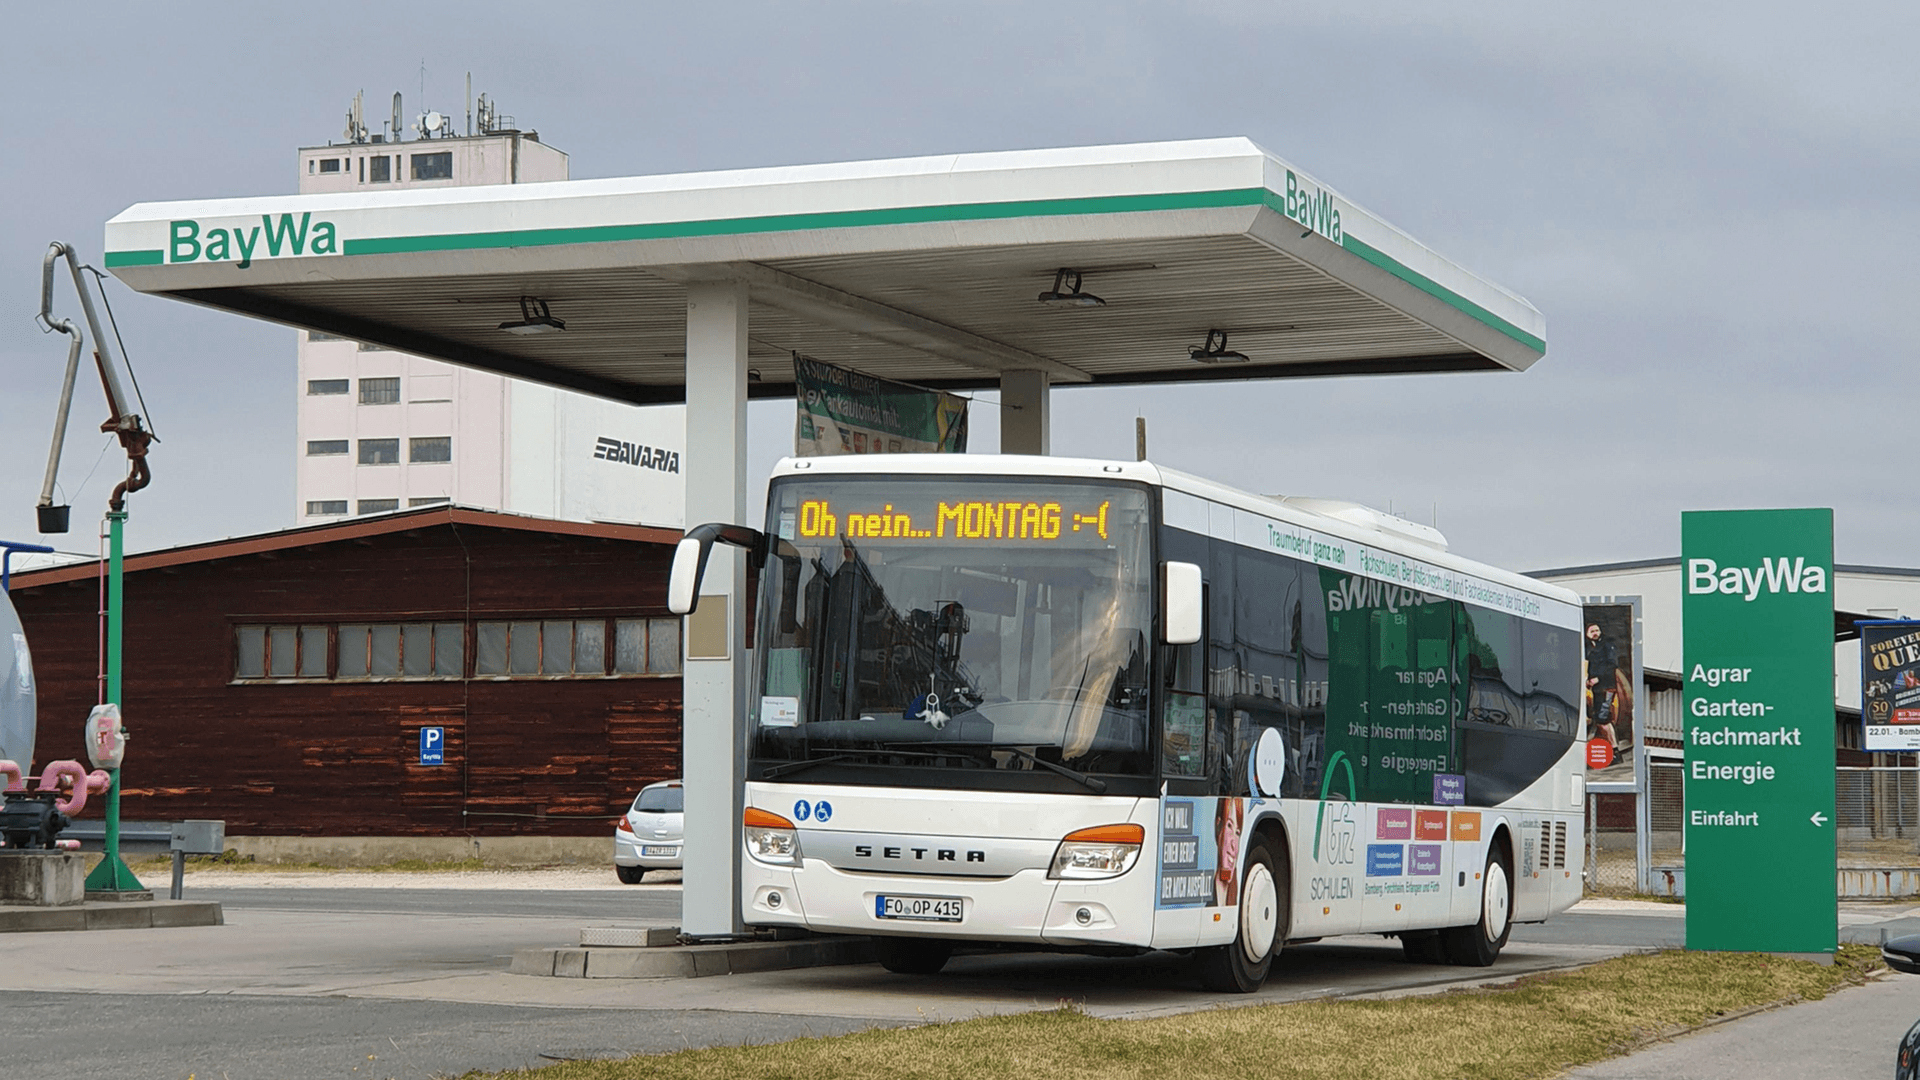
left=0, top=759, right=22, bottom=792
left=36, top=760, right=96, bottom=815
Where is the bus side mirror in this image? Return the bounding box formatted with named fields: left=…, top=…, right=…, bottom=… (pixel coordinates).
left=668, top=537, right=710, bottom=615
left=667, top=522, right=768, bottom=616
left=1162, top=561, right=1202, bottom=645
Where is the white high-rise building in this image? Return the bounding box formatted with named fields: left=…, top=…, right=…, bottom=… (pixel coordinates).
left=293, top=101, right=684, bottom=529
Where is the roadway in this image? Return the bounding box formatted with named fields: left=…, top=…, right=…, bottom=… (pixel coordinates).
left=5, top=879, right=1917, bottom=1080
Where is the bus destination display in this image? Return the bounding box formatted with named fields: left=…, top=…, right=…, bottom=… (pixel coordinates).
left=788, top=496, right=1113, bottom=544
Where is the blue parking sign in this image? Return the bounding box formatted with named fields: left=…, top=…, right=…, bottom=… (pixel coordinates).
left=419, top=726, right=445, bottom=766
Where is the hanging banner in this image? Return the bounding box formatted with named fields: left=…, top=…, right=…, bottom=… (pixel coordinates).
left=793, top=356, right=968, bottom=456
left=1861, top=620, right=1920, bottom=752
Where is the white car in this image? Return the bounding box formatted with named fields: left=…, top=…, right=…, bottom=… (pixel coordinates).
left=614, top=780, right=683, bottom=883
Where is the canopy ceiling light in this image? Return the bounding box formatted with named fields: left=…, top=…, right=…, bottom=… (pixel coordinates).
left=1037, top=268, right=1105, bottom=307
left=498, top=296, right=565, bottom=335
left=1188, top=329, right=1249, bottom=364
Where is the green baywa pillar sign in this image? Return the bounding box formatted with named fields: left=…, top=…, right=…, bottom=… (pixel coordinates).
left=1682, top=508, right=1836, bottom=954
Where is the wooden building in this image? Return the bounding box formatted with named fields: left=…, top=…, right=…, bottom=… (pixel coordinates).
left=8, top=507, right=684, bottom=846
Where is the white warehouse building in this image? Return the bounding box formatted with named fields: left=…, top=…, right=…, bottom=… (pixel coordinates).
left=293, top=97, right=685, bottom=529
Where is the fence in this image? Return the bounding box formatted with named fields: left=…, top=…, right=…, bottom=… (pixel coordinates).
left=1584, top=764, right=1920, bottom=896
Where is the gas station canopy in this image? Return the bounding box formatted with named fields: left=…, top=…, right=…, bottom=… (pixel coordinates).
left=104, top=138, right=1544, bottom=403
left=102, top=136, right=1549, bottom=939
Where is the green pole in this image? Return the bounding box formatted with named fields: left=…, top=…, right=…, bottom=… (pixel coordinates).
left=85, top=509, right=141, bottom=893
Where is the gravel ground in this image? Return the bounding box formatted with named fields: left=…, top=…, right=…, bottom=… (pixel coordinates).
left=132, top=865, right=682, bottom=890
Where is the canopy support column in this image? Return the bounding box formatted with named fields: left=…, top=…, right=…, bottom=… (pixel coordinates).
left=999, top=370, right=1051, bottom=455
left=681, top=281, right=750, bottom=938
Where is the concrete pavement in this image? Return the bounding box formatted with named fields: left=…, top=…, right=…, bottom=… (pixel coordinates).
left=1568, top=973, right=1920, bottom=1080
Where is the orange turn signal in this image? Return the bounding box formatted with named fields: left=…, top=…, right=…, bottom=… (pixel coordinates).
left=745, top=807, right=796, bottom=829
left=1062, top=823, right=1144, bottom=845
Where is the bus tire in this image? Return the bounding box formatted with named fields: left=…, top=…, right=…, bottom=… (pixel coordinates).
left=874, top=937, right=954, bottom=975
left=1196, top=837, right=1284, bottom=993
left=1443, top=841, right=1512, bottom=967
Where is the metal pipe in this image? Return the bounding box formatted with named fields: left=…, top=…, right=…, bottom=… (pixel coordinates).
left=39, top=331, right=84, bottom=510
left=37, top=244, right=85, bottom=514
left=56, top=245, right=135, bottom=425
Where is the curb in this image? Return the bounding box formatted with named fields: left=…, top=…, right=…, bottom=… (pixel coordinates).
left=0, top=900, right=224, bottom=933
left=511, top=936, right=876, bottom=979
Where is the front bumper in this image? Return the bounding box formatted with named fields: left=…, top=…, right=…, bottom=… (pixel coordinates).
left=741, top=856, right=1153, bottom=948
left=615, top=831, right=683, bottom=869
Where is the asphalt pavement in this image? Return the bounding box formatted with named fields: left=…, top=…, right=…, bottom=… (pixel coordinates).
left=5, top=880, right=1918, bottom=1080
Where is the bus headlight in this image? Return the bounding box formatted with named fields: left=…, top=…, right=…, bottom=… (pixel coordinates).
left=744, top=807, right=802, bottom=866
left=1049, top=823, right=1144, bottom=880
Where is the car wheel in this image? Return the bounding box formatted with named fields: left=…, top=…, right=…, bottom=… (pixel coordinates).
left=616, top=865, right=645, bottom=885
left=873, top=937, right=953, bottom=975
left=1196, top=837, right=1284, bottom=993
left=1443, top=841, right=1512, bottom=967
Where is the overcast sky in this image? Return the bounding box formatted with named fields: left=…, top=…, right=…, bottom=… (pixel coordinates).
left=1, top=2, right=1913, bottom=573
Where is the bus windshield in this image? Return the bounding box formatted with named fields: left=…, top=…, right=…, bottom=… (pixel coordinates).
left=751, top=476, right=1155, bottom=789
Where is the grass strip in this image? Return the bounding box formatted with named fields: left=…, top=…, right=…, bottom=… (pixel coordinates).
left=457, top=945, right=1880, bottom=1080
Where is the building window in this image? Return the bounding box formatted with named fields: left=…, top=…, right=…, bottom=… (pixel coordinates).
left=337, top=622, right=464, bottom=679
left=409, top=436, right=452, bottom=463
left=411, top=152, right=453, bottom=180
left=306, top=500, right=348, bottom=516
left=357, top=499, right=399, bottom=515
left=234, top=624, right=330, bottom=680
left=358, top=439, right=399, bottom=465
left=318, top=158, right=341, bottom=174
left=356, top=341, right=391, bottom=353
left=306, top=439, right=349, bottom=456
left=475, top=619, right=638, bottom=677
left=369, top=154, right=392, bottom=183
left=359, top=377, right=400, bottom=404
left=616, top=618, right=683, bottom=674
left=308, top=332, right=346, bottom=343
left=306, top=378, right=348, bottom=395
left=409, top=496, right=450, bottom=507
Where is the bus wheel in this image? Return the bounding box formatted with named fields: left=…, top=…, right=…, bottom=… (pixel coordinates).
left=874, top=937, right=954, bottom=975
left=1197, top=838, right=1284, bottom=993
left=1400, top=930, right=1447, bottom=964
left=1443, top=843, right=1512, bottom=967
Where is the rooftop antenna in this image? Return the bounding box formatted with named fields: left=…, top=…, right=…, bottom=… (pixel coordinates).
left=391, top=92, right=402, bottom=144
left=466, top=71, right=472, bottom=136
left=343, top=90, right=367, bottom=144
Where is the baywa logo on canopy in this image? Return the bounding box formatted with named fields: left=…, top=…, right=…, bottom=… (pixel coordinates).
left=169, top=214, right=339, bottom=268
left=1686, top=557, right=1828, bottom=601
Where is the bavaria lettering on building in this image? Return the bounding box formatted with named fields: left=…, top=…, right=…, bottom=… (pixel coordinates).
left=168, top=214, right=339, bottom=268
left=1685, top=557, right=1828, bottom=600
left=592, top=436, right=680, bottom=474
left=1283, top=170, right=1343, bottom=243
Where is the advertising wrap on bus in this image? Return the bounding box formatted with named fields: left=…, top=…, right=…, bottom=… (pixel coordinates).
left=690, top=456, right=1584, bottom=992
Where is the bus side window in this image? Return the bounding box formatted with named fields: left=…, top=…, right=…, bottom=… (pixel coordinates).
left=1161, top=584, right=1207, bottom=777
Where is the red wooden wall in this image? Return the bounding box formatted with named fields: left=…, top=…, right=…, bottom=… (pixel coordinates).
left=10, top=518, right=683, bottom=836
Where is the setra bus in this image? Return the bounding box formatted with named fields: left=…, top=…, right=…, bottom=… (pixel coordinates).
left=669, top=455, right=1585, bottom=992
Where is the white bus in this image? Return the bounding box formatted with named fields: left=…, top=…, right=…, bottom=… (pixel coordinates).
left=671, top=455, right=1585, bottom=992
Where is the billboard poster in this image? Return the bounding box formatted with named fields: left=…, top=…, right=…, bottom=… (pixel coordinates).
left=793, top=356, right=968, bottom=456
left=1861, top=621, right=1920, bottom=752
left=1581, top=601, right=1639, bottom=784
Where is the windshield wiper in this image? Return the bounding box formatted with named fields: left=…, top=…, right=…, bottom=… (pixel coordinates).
left=760, top=747, right=981, bottom=780
left=987, top=745, right=1108, bottom=793
left=762, top=753, right=861, bottom=780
